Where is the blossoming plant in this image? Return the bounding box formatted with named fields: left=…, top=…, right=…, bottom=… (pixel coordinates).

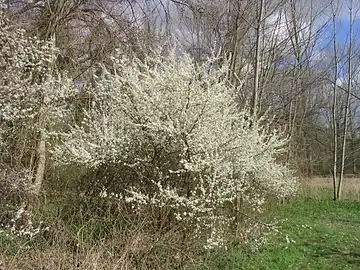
left=0, top=12, right=77, bottom=233
left=53, top=48, right=298, bottom=249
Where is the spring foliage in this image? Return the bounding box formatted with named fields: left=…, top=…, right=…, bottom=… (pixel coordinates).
left=53, top=50, right=298, bottom=249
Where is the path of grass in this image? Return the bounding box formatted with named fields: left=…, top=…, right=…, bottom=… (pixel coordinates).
left=211, top=188, right=360, bottom=270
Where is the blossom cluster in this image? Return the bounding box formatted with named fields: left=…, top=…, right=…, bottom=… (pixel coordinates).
left=0, top=203, right=50, bottom=239
left=0, top=14, right=77, bottom=137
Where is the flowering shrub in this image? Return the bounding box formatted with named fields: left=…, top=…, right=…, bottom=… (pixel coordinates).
left=53, top=50, right=298, bottom=249
left=0, top=167, right=29, bottom=222
left=0, top=12, right=77, bottom=232
left=0, top=12, right=77, bottom=168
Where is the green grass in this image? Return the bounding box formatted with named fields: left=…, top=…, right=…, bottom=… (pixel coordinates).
left=210, top=188, right=360, bottom=270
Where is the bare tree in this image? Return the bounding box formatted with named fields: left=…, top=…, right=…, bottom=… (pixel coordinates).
left=337, top=0, right=353, bottom=200
left=330, top=0, right=339, bottom=200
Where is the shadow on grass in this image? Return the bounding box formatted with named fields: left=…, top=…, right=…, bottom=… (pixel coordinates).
left=327, top=218, right=360, bottom=225
left=309, top=243, right=360, bottom=266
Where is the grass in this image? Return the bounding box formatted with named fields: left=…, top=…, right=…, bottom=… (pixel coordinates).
left=2, top=186, right=360, bottom=269
left=209, top=188, right=360, bottom=270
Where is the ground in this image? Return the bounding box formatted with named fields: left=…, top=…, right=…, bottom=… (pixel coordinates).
left=210, top=180, right=360, bottom=269
left=1, top=178, right=360, bottom=269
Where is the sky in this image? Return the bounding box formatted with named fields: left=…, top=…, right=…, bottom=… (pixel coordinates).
left=332, top=19, right=360, bottom=45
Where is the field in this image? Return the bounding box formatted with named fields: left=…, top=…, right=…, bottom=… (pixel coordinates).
left=307, top=177, right=360, bottom=195
left=208, top=179, right=360, bottom=270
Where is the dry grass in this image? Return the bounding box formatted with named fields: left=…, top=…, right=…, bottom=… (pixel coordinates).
left=0, top=247, right=137, bottom=270
left=302, top=176, right=360, bottom=198
left=0, top=236, right=169, bottom=270
left=305, top=176, right=360, bottom=190
left=0, top=218, right=201, bottom=270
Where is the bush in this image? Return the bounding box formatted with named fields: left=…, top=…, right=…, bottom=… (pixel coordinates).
left=52, top=50, right=298, bottom=250
left=0, top=12, right=77, bottom=238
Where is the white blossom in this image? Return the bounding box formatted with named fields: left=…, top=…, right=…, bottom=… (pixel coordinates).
left=53, top=48, right=298, bottom=249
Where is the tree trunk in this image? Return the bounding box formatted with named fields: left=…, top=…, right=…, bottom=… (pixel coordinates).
left=331, top=3, right=339, bottom=201
left=32, top=130, right=46, bottom=197
left=337, top=1, right=353, bottom=200
left=251, top=0, right=264, bottom=120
